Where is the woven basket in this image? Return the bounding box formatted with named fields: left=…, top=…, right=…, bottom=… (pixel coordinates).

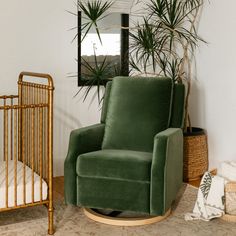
left=222, top=182, right=236, bottom=222
left=183, top=128, right=208, bottom=182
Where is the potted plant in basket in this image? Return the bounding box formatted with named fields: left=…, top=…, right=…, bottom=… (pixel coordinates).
left=129, top=0, right=208, bottom=181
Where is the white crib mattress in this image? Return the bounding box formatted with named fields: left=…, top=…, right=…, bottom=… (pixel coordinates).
left=0, top=160, right=48, bottom=209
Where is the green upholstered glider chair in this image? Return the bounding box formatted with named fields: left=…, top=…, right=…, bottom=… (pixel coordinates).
left=64, top=77, right=185, bottom=216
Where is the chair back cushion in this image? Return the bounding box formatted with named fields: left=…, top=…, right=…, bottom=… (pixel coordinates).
left=102, top=77, right=173, bottom=152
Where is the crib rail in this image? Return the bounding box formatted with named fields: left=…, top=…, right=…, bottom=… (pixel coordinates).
left=0, top=103, right=48, bottom=110
left=0, top=95, right=19, bottom=99
left=0, top=72, right=54, bottom=235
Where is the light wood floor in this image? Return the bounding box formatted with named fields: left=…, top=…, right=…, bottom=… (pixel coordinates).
left=53, top=176, right=64, bottom=201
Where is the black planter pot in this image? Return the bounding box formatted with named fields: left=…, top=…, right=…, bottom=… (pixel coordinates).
left=184, top=127, right=205, bottom=136
left=183, top=127, right=208, bottom=182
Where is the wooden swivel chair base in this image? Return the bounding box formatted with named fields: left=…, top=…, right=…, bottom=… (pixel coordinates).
left=83, top=208, right=171, bottom=226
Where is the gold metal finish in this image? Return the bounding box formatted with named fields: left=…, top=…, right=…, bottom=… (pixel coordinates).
left=22, top=105, right=26, bottom=205
left=10, top=98, right=13, bottom=161
left=0, top=95, right=18, bottom=99
left=39, top=107, right=43, bottom=202
left=31, top=109, right=35, bottom=203
left=0, top=72, right=54, bottom=235
left=0, top=200, right=49, bottom=212
left=47, top=72, right=54, bottom=235
left=14, top=109, right=17, bottom=206
left=4, top=109, right=8, bottom=208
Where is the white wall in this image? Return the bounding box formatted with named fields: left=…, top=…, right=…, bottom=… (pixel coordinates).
left=1, top=0, right=236, bottom=175
left=190, top=0, right=236, bottom=170
left=0, top=0, right=101, bottom=176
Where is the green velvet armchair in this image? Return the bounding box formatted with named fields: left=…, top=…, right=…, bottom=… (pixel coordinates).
left=64, top=77, right=185, bottom=216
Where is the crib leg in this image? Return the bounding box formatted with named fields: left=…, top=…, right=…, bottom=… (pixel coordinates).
left=48, top=207, right=54, bottom=235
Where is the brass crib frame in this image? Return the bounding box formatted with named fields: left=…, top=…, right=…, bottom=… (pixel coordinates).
left=0, top=72, right=54, bottom=235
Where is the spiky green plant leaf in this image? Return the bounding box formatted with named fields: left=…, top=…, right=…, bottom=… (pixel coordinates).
left=78, top=0, right=113, bottom=44
left=76, top=51, right=119, bottom=103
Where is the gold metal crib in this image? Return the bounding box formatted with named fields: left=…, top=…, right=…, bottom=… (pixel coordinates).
left=0, top=72, right=54, bottom=235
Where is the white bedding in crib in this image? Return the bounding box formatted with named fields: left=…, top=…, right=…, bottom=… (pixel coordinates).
left=0, top=160, right=48, bottom=208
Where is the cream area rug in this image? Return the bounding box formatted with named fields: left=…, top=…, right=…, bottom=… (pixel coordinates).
left=0, top=184, right=236, bottom=236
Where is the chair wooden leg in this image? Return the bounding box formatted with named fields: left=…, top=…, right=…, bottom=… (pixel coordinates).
left=83, top=208, right=171, bottom=226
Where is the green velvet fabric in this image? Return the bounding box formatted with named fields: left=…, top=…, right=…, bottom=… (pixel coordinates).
left=170, top=84, right=185, bottom=128
left=102, top=77, right=173, bottom=152
left=100, top=81, right=112, bottom=124
left=64, top=124, right=105, bottom=205
left=77, top=176, right=150, bottom=213
left=77, top=149, right=152, bottom=182
left=150, top=128, right=183, bottom=215
left=64, top=76, right=185, bottom=216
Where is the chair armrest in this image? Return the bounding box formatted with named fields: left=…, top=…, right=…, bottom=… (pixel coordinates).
left=64, top=123, right=105, bottom=205
left=150, top=128, right=183, bottom=215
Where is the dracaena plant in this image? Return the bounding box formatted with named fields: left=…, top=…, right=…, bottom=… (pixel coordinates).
left=129, top=0, right=206, bottom=132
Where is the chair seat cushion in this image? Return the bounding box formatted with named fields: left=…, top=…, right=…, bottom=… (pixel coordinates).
left=76, top=149, right=152, bottom=182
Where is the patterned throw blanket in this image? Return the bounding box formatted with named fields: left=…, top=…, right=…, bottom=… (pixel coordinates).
left=185, top=172, right=225, bottom=221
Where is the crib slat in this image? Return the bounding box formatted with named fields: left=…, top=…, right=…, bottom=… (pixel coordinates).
left=39, top=107, right=43, bottom=202
left=44, top=107, right=48, bottom=181
left=14, top=109, right=18, bottom=207
left=36, top=88, right=39, bottom=174
left=31, top=108, right=35, bottom=203
left=10, top=99, right=13, bottom=161
left=45, top=89, right=48, bottom=181
left=4, top=109, right=9, bottom=208
left=3, top=98, right=6, bottom=162
left=26, top=86, right=29, bottom=166
left=22, top=108, right=26, bottom=205
left=27, top=85, right=30, bottom=166
left=17, top=92, right=21, bottom=163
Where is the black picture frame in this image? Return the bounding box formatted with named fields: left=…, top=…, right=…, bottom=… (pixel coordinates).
left=77, top=12, right=129, bottom=86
